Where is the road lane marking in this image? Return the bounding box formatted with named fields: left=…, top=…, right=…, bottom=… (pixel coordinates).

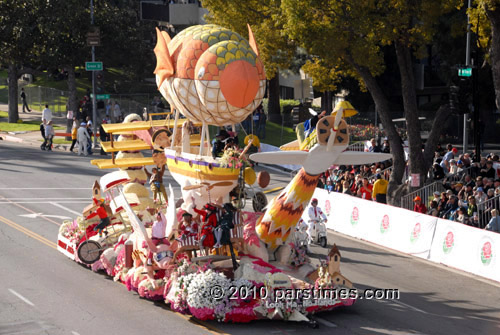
left=71, top=331, right=81, bottom=335
left=388, top=299, right=429, bottom=314
left=0, top=201, right=88, bottom=205
left=0, top=215, right=57, bottom=250
left=49, top=202, right=82, bottom=216
left=8, top=289, right=35, bottom=307
left=263, top=186, right=284, bottom=194
left=4, top=198, right=88, bottom=200
left=0, top=195, right=61, bottom=226
left=19, top=213, right=71, bottom=220
left=0, top=188, right=91, bottom=190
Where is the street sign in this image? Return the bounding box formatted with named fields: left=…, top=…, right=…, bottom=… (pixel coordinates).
left=86, top=62, right=103, bottom=71
left=458, top=68, right=472, bottom=77
left=87, top=36, right=101, bottom=46
left=91, top=94, right=110, bottom=99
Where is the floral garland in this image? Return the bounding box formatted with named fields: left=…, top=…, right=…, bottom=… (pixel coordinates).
left=219, top=148, right=248, bottom=170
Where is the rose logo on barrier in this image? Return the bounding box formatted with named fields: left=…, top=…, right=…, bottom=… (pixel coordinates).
left=380, top=215, right=390, bottom=234
left=443, top=231, right=454, bottom=254
left=481, top=241, right=493, bottom=265
left=410, top=223, right=421, bottom=243
left=325, top=200, right=331, bottom=215
left=350, top=207, right=359, bottom=225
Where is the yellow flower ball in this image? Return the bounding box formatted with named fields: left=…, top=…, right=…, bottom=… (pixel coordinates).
left=244, top=134, right=260, bottom=147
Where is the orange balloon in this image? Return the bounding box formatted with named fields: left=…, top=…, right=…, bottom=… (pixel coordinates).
left=220, top=60, right=259, bottom=108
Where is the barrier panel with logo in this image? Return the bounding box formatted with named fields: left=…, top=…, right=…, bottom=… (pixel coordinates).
left=303, top=188, right=499, bottom=283
left=305, top=190, right=437, bottom=259
left=429, top=219, right=499, bottom=282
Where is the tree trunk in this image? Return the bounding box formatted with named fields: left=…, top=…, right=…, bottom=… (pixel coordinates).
left=325, top=91, right=333, bottom=113
left=7, top=65, right=19, bottom=123
left=67, top=66, right=78, bottom=117
left=267, top=74, right=281, bottom=123
left=485, top=5, right=500, bottom=110
left=65, top=66, right=78, bottom=140
left=395, top=42, right=453, bottom=192
left=395, top=41, right=426, bottom=191
left=423, top=104, right=452, bottom=170
left=350, top=60, right=406, bottom=206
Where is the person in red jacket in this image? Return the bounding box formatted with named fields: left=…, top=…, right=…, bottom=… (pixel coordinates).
left=87, top=198, right=110, bottom=237
left=193, top=203, right=218, bottom=254
left=413, top=196, right=428, bottom=214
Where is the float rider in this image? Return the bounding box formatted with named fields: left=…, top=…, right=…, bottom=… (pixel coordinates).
left=87, top=198, right=111, bottom=238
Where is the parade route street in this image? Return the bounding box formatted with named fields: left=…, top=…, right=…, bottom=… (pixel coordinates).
left=1, top=141, right=499, bottom=335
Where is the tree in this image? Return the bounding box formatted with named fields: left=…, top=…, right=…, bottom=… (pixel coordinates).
left=470, top=1, right=500, bottom=110
left=37, top=0, right=155, bottom=117
left=281, top=0, right=460, bottom=203
left=0, top=0, right=44, bottom=123
left=201, top=0, right=297, bottom=122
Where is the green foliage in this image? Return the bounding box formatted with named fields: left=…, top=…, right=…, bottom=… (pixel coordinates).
left=201, top=0, right=296, bottom=78
left=261, top=98, right=300, bottom=114
left=280, top=99, right=300, bottom=113
left=469, top=1, right=500, bottom=55
left=0, top=120, right=63, bottom=132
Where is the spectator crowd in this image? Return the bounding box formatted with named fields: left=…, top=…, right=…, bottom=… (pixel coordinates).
left=315, top=140, right=500, bottom=234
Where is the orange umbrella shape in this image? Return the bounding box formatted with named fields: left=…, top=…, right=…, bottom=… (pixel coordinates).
left=332, top=101, right=358, bottom=117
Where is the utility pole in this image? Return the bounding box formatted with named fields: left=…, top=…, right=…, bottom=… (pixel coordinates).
left=91, top=0, right=97, bottom=148
left=463, top=0, right=472, bottom=154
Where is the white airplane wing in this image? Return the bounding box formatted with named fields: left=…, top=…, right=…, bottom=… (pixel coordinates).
left=249, top=151, right=309, bottom=165
left=333, top=151, right=392, bottom=165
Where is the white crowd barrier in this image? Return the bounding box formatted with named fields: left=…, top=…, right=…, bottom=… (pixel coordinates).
left=303, top=189, right=500, bottom=283
left=429, top=219, right=499, bottom=282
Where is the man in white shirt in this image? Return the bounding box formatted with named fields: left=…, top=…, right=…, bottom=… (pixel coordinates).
left=307, top=198, right=327, bottom=243
left=77, top=122, right=90, bottom=156
left=42, top=105, right=52, bottom=125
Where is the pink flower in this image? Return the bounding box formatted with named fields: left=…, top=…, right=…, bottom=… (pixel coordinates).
left=483, top=242, right=492, bottom=259
left=445, top=232, right=454, bottom=248
left=382, top=215, right=390, bottom=230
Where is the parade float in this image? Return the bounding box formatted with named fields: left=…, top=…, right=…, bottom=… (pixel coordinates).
left=57, top=24, right=392, bottom=325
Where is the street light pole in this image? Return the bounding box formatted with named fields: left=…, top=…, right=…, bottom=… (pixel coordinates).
left=91, top=0, right=97, bottom=148
left=463, top=0, right=472, bottom=154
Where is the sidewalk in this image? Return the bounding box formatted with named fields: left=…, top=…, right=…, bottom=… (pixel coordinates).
left=0, top=103, right=101, bottom=152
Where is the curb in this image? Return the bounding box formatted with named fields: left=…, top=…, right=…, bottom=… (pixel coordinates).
left=0, top=134, right=24, bottom=143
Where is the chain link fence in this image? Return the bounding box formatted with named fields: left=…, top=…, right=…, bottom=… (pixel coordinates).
left=21, top=85, right=162, bottom=121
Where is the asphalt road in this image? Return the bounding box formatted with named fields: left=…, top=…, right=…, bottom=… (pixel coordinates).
left=0, top=141, right=499, bottom=335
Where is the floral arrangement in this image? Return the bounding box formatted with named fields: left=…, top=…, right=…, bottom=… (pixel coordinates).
left=289, top=243, right=309, bottom=268
left=186, top=269, right=232, bottom=321
left=348, top=124, right=405, bottom=142
left=138, top=279, right=166, bottom=301
left=59, top=217, right=90, bottom=245
left=220, top=148, right=248, bottom=170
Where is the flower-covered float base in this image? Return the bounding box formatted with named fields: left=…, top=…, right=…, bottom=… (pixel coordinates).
left=57, top=211, right=356, bottom=324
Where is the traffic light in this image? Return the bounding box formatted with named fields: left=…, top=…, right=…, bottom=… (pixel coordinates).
left=96, top=71, right=104, bottom=93
left=449, top=77, right=472, bottom=115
